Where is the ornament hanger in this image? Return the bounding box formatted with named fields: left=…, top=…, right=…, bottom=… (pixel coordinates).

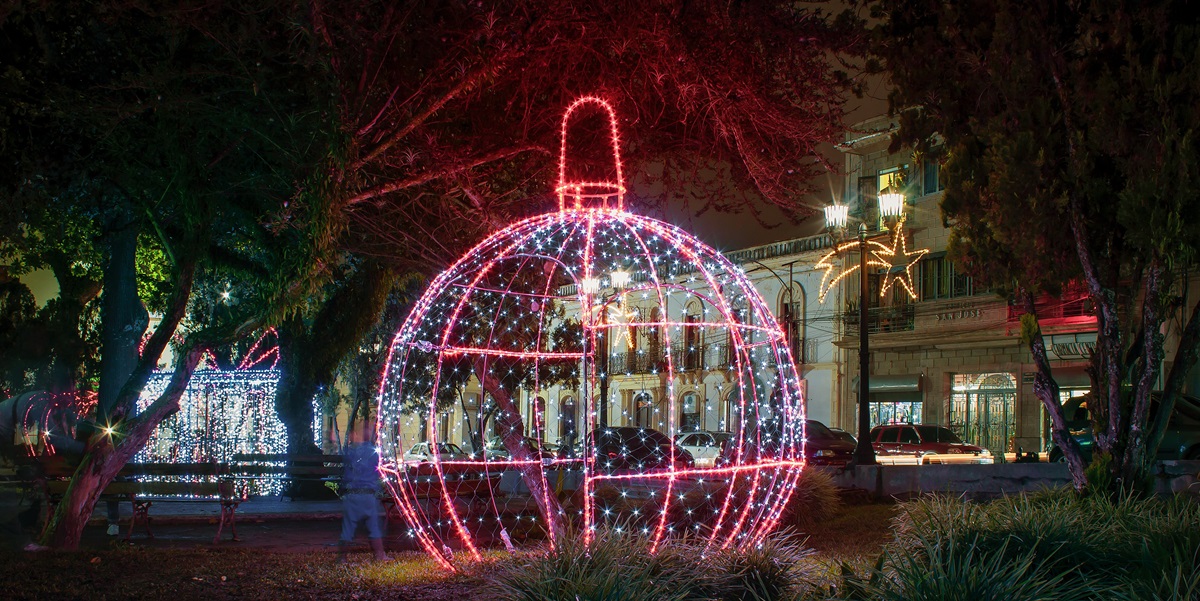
left=556, top=96, right=626, bottom=211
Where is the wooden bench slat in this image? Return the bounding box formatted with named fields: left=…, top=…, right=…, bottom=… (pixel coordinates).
left=123, top=463, right=230, bottom=476
left=231, top=453, right=341, bottom=463
left=232, top=463, right=343, bottom=472
left=45, top=480, right=224, bottom=497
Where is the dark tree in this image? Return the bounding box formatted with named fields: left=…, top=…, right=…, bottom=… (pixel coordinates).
left=869, top=0, right=1200, bottom=491
left=1, top=0, right=343, bottom=547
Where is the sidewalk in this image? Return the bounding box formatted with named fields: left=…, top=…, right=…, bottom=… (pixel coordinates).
left=2, top=493, right=429, bottom=553
left=93, top=496, right=345, bottom=524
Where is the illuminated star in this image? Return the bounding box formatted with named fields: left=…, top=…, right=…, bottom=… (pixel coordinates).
left=592, top=300, right=640, bottom=349
left=816, top=239, right=890, bottom=303
left=872, top=220, right=929, bottom=300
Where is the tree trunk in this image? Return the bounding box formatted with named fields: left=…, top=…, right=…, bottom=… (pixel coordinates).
left=1022, top=291, right=1088, bottom=490
left=41, top=344, right=207, bottom=548
left=38, top=256, right=204, bottom=548
left=273, top=261, right=396, bottom=454
left=40, top=254, right=102, bottom=392
left=275, top=319, right=321, bottom=455
left=98, top=213, right=149, bottom=423
left=473, top=356, right=562, bottom=540
left=1122, top=264, right=1163, bottom=489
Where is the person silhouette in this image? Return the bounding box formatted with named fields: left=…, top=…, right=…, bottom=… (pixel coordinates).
left=336, top=422, right=387, bottom=562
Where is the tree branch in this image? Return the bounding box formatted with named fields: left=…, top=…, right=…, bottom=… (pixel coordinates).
left=345, top=145, right=547, bottom=206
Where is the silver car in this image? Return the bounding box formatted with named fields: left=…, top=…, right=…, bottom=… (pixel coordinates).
left=676, top=431, right=733, bottom=467
left=403, top=441, right=470, bottom=463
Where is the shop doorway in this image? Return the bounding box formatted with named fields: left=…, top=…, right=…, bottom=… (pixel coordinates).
left=949, top=372, right=1016, bottom=456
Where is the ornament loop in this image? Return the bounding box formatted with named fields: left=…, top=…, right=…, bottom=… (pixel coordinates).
left=556, top=96, right=626, bottom=211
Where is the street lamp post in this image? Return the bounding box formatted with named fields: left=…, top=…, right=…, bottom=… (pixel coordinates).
left=582, top=269, right=629, bottom=428
left=854, top=223, right=874, bottom=466
left=825, top=184, right=906, bottom=467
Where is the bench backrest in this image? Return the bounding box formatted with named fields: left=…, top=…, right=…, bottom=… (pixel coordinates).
left=45, top=479, right=227, bottom=498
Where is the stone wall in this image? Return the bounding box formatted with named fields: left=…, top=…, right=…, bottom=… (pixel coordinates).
left=828, top=461, right=1200, bottom=500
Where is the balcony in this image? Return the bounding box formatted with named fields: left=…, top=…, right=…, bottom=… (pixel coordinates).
left=842, top=303, right=916, bottom=334
left=608, top=343, right=732, bottom=375
left=1006, top=282, right=1093, bottom=324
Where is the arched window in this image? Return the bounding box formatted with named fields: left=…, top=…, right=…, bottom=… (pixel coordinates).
left=680, top=392, right=700, bottom=432
left=780, top=283, right=808, bottom=363
left=723, top=392, right=742, bottom=433
left=559, top=396, right=577, bottom=440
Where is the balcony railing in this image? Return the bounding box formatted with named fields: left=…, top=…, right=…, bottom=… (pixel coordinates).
left=842, top=304, right=916, bottom=334
left=1006, top=282, right=1093, bottom=323
left=608, top=343, right=732, bottom=375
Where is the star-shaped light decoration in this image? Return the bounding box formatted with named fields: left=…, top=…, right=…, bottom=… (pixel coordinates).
left=816, top=218, right=929, bottom=303
left=872, top=219, right=928, bottom=299
left=591, top=297, right=641, bottom=349
left=816, top=239, right=890, bottom=302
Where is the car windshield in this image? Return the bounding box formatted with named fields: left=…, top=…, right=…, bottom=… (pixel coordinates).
left=437, top=443, right=464, bottom=455
left=712, top=433, right=733, bottom=445
left=806, top=421, right=838, bottom=440
left=915, top=426, right=962, bottom=443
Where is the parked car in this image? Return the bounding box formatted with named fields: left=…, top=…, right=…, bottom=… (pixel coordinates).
left=870, top=424, right=994, bottom=464
left=1048, top=393, right=1200, bottom=462
left=828, top=427, right=857, bottom=447
left=675, top=431, right=733, bottom=467
left=403, top=441, right=470, bottom=463
left=476, top=437, right=556, bottom=461
left=714, top=420, right=854, bottom=469
left=589, top=426, right=695, bottom=472
left=804, top=420, right=856, bottom=468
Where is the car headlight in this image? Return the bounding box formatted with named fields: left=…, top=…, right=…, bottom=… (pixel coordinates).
left=813, top=449, right=834, bottom=457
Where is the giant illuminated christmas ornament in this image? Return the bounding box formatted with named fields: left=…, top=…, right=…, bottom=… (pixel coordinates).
left=378, top=97, right=807, bottom=570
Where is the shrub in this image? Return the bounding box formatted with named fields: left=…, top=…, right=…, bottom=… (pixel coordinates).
left=491, top=527, right=712, bottom=601
left=711, top=532, right=815, bottom=601
left=492, top=526, right=825, bottom=601
left=854, top=534, right=1099, bottom=601
left=874, top=490, right=1200, bottom=600
left=786, top=468, right=842, bottom=529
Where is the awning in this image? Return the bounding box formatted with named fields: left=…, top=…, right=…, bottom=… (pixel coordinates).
left=853, top=374, right=922, bottom=393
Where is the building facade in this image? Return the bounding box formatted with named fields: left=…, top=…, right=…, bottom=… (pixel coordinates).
left=829, top=115, right=1100, bottom=457
left=388, top=116, right=1200, bottom=461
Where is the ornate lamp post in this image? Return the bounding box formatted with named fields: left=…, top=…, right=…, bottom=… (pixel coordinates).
left=824, top=184, right=907, bottom=466
left=582, top=268, right=630, bottom=427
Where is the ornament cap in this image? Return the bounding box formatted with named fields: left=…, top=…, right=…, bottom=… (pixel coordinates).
left=556, top=96, right=626, bottom=211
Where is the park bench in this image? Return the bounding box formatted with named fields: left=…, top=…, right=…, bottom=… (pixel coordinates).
left=229, top=453, right=343, bottom=499
left=41, top=462, right=241, bottom=544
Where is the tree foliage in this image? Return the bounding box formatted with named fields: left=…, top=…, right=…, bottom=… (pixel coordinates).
left=312, top=0, right=866, bottom=271
left=869, top=0, right=1200, bottom=490
left=1, top=0, right=344, bottom=546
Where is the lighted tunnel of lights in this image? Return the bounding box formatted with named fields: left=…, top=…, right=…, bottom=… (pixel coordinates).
left=377, top=97, right=808, bottom=569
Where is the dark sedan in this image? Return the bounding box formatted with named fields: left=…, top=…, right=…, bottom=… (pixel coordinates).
left=1048, top=393, right=1200, bottom=462
left=714, top=420, right=854, bottom=469
left=589, top=426, right=695, bottom=472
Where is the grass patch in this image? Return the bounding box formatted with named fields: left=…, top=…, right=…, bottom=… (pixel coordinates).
left=0, top=500, right=900, bottom=600
left=0, top=548, right=490, bottom=601
left=800, top=502, right=897, bottom=560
